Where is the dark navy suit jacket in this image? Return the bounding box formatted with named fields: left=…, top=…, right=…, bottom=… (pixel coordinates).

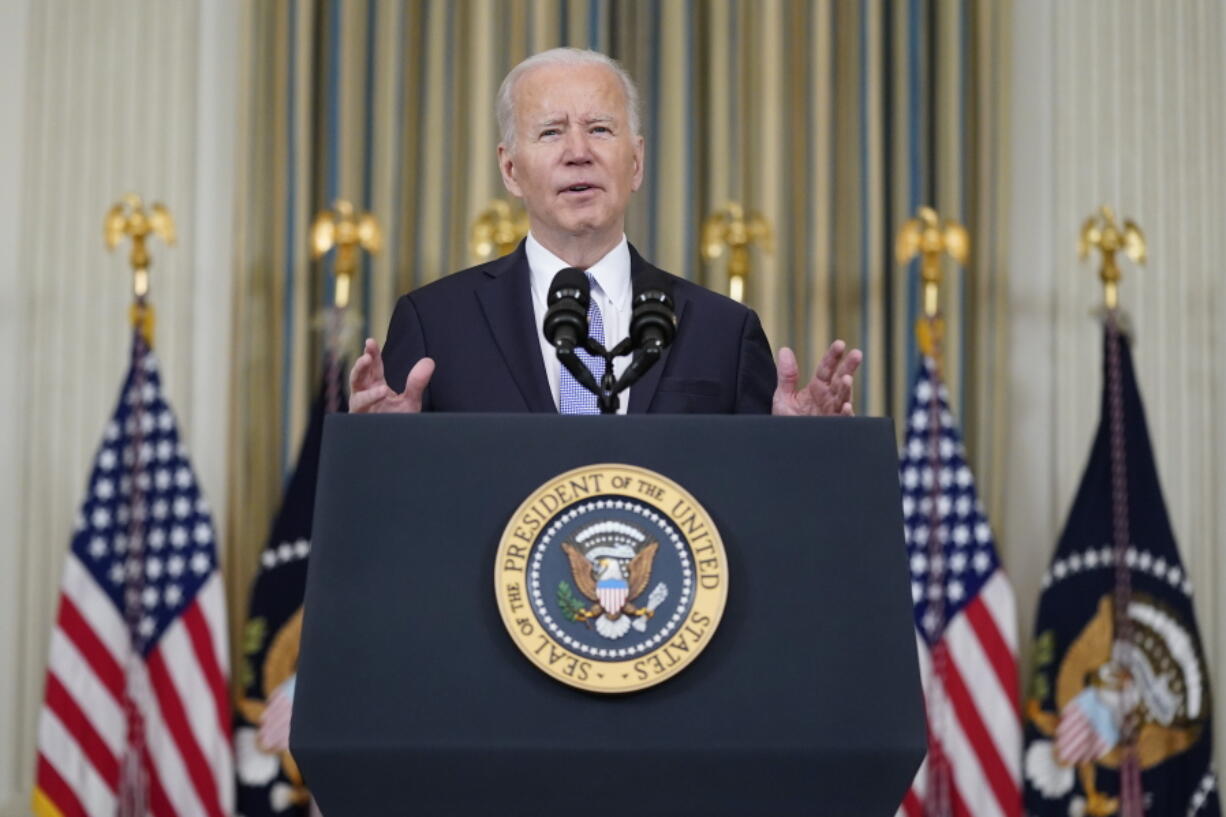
left=381, top=242, right=775, bottom=414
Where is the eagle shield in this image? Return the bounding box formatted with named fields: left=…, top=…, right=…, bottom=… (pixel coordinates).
left=597, top=577, right=629, bottom=617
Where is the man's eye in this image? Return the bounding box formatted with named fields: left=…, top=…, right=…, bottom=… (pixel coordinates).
left=591, top=126, right=612, bottom=134
left=540, top=128, right=560, bottom=138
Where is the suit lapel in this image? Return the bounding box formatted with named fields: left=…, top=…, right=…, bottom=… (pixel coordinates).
left=475, top=245, right=556, bottom=413
left=628, top=246, right=688, bottom=414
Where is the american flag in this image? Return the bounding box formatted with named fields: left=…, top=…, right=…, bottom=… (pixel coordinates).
left=895, top=356, right=1021, bottom=817
left=33, top=334, right=233, bottom=817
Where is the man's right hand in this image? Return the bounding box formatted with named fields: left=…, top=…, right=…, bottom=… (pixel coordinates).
left=348, top=338, right=435, bottom=414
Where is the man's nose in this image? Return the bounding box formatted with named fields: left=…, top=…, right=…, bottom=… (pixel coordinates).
left=563, top=130, right=594, bottom=163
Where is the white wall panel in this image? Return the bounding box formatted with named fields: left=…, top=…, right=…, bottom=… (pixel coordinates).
left=1007, top=0, right=1226, bottom=776
left=0, top=0, right=33, bottom=812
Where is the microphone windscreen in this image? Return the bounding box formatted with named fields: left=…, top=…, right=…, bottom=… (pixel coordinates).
left=544, top=267, right=591, bottom=350
left=548, top=267, right=590, bottom=306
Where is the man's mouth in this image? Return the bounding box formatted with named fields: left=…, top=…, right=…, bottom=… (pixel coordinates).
left=561, top=184, right=600, bottom=194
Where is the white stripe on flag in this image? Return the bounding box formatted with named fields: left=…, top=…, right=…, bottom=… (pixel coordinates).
left=46, top=629, right=126, bottom=756
left=980, top=571, right=1018, bottom=654
left=197, top=575, right=235, bottom=814
left=61, top=555, right=129, bottom=659
left=134, top=662, right=210, bottom=817
left=156, top=608, right=234, bottom=808
left=946, top=609, right=1021, bottom=778
left=912, top=753, right=929, bottom=798
left=903, top=638, right=938, bottom=815
left=928, top=663, right=1008, bottom=817
left=914, top=632, right=933, bottom=694
left=197, top=576, right=231, bottom=674
left=37, top=707, right=117, bottom=817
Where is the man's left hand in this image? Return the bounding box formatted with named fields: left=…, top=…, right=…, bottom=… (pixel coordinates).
left=772, top=341, right=863, bottom=416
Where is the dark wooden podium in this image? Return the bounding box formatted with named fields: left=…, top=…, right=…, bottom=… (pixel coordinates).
left=293, top=414, right=923, bottom=816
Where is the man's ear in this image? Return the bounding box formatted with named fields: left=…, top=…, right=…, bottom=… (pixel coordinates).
left=630, top=135, right=645, bottom=193
left=498, top=144, right=523, bottom=197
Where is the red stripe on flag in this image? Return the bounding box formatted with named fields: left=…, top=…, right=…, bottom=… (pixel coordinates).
left=182, top=602, right=231, bottom=740
left=901, top=786, right=923, bottom=817
left=948, top=774, right=973, bottom=817
left=43, top=672, right=120, bottom=790
left=35, top=754, right=87, bottom=817
left=964, top=597, right=1020, bottom=714
left=146, top=650, right=225, bottom=817
left=143, top=743, right=180, bottom=817
left=942, top=655, right=1021, bottom=816
left=58, top=597, right=124, bottom=701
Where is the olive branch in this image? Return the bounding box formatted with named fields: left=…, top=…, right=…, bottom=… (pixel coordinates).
left=556, top=581, right=588, bottom=622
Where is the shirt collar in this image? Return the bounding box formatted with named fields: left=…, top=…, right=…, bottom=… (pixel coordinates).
left=526, top=232, right=631, bottom=304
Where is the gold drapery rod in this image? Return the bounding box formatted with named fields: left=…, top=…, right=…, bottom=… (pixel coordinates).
left=896, top=206, right=969, bottom=359
left=310, top=199, right=382, bottom=310
left=701, top=202, right=772, bottom=304
left=1078, top=205, right=1146, bottom=312
left=104, top=193, right=176, bottom=344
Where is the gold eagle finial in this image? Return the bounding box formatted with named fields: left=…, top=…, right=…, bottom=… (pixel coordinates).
left=104, top=194, right=175, bottom=342
left=310, top=199, right=382, bottom=309
left=1078, top=205, right=1145, bottom=311
left=701, top=202, right=773, bottom=303
left=104, top=193, right=176, bottom=301
left=895, top=206, right=969, bottom=358
left=470, top=199, right=529, bottom=260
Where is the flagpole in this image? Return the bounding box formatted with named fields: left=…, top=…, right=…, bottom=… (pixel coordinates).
left=896, top=206, right=969, bottom=817
left=1080, top=205, right=1148, bottom=817
left=103, top=194, right=176, bottom=817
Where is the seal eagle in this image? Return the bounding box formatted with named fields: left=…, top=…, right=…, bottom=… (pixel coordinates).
left=562, top=538, right=659, bottom=639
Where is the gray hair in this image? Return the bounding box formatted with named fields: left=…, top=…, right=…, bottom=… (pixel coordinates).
left=496, top=48, right=642, bottom=150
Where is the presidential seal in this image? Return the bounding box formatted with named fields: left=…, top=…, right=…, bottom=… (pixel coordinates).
left=495, top=464, right=728, bottom=693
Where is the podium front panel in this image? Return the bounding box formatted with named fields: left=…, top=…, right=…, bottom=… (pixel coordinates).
left=294, top=415, right=923, bottom=816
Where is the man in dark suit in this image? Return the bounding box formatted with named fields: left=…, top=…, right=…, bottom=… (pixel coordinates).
left=350, top=47, right=860, bottom=416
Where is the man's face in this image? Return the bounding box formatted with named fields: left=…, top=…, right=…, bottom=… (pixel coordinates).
left=498, top=62, right=644, bottom=250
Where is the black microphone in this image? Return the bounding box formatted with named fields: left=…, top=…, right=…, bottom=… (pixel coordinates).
left=544, top=267, right=603, bottom=401
left=543, top=268, right=590, bottom=352
left=629, top=288, right=676, bottom=352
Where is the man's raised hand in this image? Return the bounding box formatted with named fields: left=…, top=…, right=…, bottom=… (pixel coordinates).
left=772, top=340, right=862, bottom=417
left=348, top=338, right=435, bottom=414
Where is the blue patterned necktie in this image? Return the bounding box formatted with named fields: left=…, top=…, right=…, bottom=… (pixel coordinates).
left=559, top=273, right=606, bottom=414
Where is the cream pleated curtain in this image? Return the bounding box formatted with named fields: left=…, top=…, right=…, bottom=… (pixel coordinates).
left=227, top=0, right=1013, bottom=632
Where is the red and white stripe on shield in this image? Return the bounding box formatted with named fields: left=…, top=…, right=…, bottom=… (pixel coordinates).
left=597, top=579, right=629, bottom=617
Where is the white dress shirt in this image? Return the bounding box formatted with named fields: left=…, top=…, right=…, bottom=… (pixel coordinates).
left=526, top=232, right=632, bottom=413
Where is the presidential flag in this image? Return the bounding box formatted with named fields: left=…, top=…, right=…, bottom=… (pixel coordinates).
left=33, top=332, right=233, bottom=817
left=1023, top=323, right=1220, bottom=817
left=234, top=371, right=344, bottom=816
left=896, top=356, right=1021, bottom=817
